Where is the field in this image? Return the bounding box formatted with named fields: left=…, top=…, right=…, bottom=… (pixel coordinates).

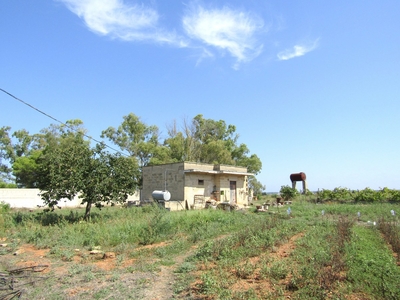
left=1, top=197, right=400, bottom=299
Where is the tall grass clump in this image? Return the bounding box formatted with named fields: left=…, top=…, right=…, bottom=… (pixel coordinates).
left=137, top=204, right=172, bottom=245
left=378, top=216, right=400, bottom=262
left=0, top=201, right=12, bottom=235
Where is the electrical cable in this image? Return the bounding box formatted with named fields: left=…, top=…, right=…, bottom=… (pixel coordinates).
left=0, top=88, right=130, bottom=157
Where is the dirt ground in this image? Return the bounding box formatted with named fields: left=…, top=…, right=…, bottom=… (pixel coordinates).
left=0, top=241, right=197, bottom=299
left=0, top=234, right=302, bottom=300
left=1, top=231, right=378, bottom=299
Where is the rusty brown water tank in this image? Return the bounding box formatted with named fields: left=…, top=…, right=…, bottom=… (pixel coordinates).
left=290, top=172, right=306, bottom=182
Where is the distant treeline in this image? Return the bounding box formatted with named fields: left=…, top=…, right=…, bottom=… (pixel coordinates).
left=263, top=187, right=400, bottom=203
left=316, top=187, right=399, bottom=202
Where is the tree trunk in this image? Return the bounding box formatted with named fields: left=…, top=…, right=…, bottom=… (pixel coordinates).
left=84, top=201, right=92, bottom=220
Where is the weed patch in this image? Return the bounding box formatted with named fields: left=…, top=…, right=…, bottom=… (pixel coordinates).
left=346, top=226, right=400, bottom=299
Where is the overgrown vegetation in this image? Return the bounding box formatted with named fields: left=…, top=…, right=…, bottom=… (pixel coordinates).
left=0, top=181, right=17, bottom=188
left=1, top=199, right=400, bottom=299
left=316, top=186, right=400, bottom=203
left=279, top=185, right=300, bottom=200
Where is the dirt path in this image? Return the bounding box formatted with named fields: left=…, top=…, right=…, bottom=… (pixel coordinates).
left=144, top=232, right=306, bottom=299
left=141, top=245, right=197, bottom=300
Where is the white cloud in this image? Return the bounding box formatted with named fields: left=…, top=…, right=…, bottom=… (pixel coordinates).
left=277, top=39, right=319, bottom=61
left=58, top=0, right=185, bottom=45
left=59, top=1, right=319, bottom=68
left=182, top=5, right=264, bottom=67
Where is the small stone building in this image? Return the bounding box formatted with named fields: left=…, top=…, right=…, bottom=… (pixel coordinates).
left=142, top=162, right=253, bottom=211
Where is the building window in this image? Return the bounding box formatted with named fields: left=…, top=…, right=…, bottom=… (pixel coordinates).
left=198, top=179, right=204, bottom=186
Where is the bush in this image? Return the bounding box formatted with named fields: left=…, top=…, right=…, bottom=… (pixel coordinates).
left=354, top=188, right=382, bottom=202
left=0, top=182, right=17, bottom=188
left=279, top=185, right=299, bottom=201
left=0, top=201, right=11, bottom=212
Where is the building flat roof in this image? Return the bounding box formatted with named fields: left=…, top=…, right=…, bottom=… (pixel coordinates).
left=184, top=169, right=253, bottom=176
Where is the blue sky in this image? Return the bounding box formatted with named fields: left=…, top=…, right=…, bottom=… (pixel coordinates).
left=1, top=0, right=400, bottom=192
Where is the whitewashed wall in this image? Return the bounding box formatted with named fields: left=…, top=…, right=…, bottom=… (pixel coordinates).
left=0, top=189, right=140, bottom=209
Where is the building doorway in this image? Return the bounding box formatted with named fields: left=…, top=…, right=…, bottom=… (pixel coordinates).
left=230, top=181, right=237, bottom=204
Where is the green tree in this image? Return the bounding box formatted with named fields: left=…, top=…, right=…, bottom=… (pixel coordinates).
left=78, top=144, right=140, bottom=219
left=193, top=114, right=237, bottom=145
left=0, top=181, right=17, bottom=188
left=12, top=150, right=41, bottom=187
left=12, top=129, right=34, bottom=157
left=192, top=114, right=237, bottom=164
left=0, top=120, right=88, bottom=187
left=248, top=176, right=265, bottom=197
left=163, top=114, right=262, bottom=174
left=37, top=127, right=91, bottom=207
left=0, top=127, right=41, bottom=185
left=163, top=118, right=200, bottom=162
left=101, top=113, right=161, bottom=167
left=192, top=115, right=262, bottom=174
left=104, top=114, right=263, bottom=192
left=0, top=126, right=14, bottom=181
left=200, top=140, right=233, bottom=165
left=37, top=126, right=140, bottom=219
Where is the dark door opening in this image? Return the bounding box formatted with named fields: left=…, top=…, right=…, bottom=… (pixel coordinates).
left=230, top=181, right=237, bottom=204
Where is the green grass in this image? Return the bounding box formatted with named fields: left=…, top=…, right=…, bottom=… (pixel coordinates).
left=346, top=226, right=400, bottom=299
left=1, top=200, right=400, bottom=299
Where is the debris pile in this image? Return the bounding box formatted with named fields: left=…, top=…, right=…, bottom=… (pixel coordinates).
left=0, top=265, right=48, bottom=300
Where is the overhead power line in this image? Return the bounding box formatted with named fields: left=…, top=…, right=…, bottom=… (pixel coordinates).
left=0, top=88, right=129, bottom=157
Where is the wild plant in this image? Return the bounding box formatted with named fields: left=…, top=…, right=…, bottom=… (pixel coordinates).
left=346, top=226, right=400, bottom=299
left=137, top=204, right=169, bottom=245
left=235, top=259, right=256, bottom=279
left=378, top=216, right=400, bottom=261
left=268, top=260, right=288, bottom=280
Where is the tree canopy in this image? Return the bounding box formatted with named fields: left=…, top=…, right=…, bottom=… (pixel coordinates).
left=101, top=113, right=162, bottom=168
left=1, top=113, right=264, bottom=210
left=37, top=121, right=140, bottom=219
left=162, top=114, right=262, bottom=174
left=104, top=113, right=264, bottom=195
left=1, top=126, right=41, bottom=185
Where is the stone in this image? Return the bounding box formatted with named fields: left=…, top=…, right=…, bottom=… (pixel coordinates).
left=103, top=252, right=116, bottom=259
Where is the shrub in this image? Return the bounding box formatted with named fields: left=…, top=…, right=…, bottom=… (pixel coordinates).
left=0, top=201, right=11, bottom=212
left=0, top=182, right=17, bottom=188
left=279, top=185, right=299, bottom=201
left=354, top=188, right=380, bottom=202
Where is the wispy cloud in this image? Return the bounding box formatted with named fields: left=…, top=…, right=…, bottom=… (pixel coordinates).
left=182, top=4, right=264, bottom=68
left=58, top=0, right=318, bottom=68
left=277, top=39, right=319, bottom=61
left=58, top=0, right=186, bottom=45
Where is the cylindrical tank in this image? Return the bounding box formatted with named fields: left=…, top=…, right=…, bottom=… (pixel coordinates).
left=152, top=190, right=171, bottom=201
left=290, top=172, right=306, bottom=182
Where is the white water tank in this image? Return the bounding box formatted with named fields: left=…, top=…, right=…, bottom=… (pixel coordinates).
left=152, top=190, right=171, bottom=201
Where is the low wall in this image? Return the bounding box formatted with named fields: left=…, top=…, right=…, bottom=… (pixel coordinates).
left=0, top=189, right=140, bottom=209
